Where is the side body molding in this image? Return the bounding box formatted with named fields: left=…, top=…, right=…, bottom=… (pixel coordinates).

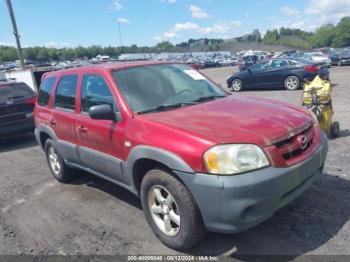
left=124, top=145, right=195, bottom=187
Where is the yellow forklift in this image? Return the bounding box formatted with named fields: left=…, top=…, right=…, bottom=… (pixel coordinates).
left=302, top=76, right=339, bottom=138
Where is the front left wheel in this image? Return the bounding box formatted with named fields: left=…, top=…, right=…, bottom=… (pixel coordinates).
left=140, top=168, right=206, bottom=250
left=231, top=78, right=243, bottom=92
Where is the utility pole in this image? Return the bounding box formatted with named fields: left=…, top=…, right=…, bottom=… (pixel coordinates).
left=5, top=0, right=24, bottom=68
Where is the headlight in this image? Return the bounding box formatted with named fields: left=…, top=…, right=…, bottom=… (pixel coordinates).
left=203, top=144, right=270, bottom=175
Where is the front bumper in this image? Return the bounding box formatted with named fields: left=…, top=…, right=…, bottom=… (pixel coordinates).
left=175, top=132, right=328, bottom=233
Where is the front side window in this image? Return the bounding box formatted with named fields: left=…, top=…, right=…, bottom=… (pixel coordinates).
left=271, top=60, right=288, bottom=68
left=54, top=75, right=78, bottom=111
left=112, top=64, right=225, bottom=113
left=38, top=77, right=56, bottom=106
left=81, top=75, right=117, bottom=113
left=250, top=61, right=269, bottom=71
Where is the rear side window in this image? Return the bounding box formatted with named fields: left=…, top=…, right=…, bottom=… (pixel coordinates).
left=0, top=83, right=34, bottom=104
left=81, top=75, right=118, bottom=113
left=54, top=75, right=78, bottom=111
left=38, top=77, right=56, bottom=106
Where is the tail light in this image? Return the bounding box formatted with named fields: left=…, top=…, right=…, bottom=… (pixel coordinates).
left=304, top=66, right=320, bottom=72
left=25, top=96, right=36, bottom=105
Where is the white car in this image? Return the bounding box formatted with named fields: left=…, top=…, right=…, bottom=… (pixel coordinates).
left=302, top=52, right=331, bottom=67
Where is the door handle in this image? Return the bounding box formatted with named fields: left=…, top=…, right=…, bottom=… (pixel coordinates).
left=77, top=125, right=88, bottom=133
left=49, top=119, right=56, bottom=127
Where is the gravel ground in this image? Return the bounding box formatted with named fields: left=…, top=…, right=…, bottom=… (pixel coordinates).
left=0, top=66, right=349, bottom=258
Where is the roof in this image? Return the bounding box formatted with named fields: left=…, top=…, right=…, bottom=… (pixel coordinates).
left=44, top=61, right=174, bottom=78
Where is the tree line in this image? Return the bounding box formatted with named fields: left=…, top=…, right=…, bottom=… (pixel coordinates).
left=1, top=16, right=350, bottom=63
left=263, top=17, right=350, bottom=49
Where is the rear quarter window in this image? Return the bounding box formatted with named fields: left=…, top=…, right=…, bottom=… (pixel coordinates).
left=38, top=77, right=56, bottom=106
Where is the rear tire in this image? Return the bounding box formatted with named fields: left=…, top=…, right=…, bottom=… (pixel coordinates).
left=231, top=78, right=243, bottom=92
left=140, top=168, right=206, bottom=250
left=44, top=139, right=76, bottom=183
left=331, top=121, right=340, bottom=138
left=284, top=75, right=300, bottom=90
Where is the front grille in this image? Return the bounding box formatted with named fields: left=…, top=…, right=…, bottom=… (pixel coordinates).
left=283, top=138, right=313, bottom=160
left=273, top=122, right=315, bottom=162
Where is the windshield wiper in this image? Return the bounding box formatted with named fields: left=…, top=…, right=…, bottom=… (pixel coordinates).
left=192, top=95, right=226, bottom=103
left=137, top=102, right=197, bottom=114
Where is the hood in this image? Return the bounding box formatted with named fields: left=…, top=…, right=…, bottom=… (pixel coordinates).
left=140, top=95, right=312, bottom=147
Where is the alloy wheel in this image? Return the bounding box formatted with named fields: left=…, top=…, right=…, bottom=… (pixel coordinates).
left=285, top=76, right=299, bottom=90
left=231, top=79, right=242, bottom=91
left=48, top=146, right=61, bottom=175
left=148, top=185, right=180, bottom=236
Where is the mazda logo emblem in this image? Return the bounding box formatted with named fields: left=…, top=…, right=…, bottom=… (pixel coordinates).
left=297, top=135, right=308, bottom=150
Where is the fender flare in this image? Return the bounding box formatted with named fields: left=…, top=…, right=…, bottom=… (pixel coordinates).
left=35, top=125, right=58, bottom=149
left=124, top=145, right=194, bottom=188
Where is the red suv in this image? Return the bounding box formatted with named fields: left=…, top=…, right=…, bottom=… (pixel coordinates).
left=34, top=62, right=328, bottom=250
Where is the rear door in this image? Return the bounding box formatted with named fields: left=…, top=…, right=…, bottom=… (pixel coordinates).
left=51, top=75, right=80, bottom=164
left=76, top=73, right=126, bottom=182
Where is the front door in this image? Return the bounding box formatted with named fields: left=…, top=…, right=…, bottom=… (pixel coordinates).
left=76, top=74, right=126, bottom=182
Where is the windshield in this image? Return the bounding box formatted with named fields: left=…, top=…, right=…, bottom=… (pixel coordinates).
left=112, top=64, right=225, bottom=113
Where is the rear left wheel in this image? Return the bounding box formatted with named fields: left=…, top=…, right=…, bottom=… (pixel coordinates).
left=45, top=139, right=76, bottom=182
left=140, top=168, right=206, bottom=250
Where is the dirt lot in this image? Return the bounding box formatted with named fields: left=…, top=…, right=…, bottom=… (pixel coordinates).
left=0, top=66, right=349, bottom=258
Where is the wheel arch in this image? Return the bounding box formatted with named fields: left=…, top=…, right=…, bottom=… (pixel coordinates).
left=125, top=146, right=195, bottom=194
left=35, top=125, right=58, bottom=150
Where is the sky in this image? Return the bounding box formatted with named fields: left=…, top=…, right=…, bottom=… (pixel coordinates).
left=1, top=0, right=350, bottom=48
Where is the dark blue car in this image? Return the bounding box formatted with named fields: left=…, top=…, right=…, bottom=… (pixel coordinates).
left=227, top=58, right=329, bottom=91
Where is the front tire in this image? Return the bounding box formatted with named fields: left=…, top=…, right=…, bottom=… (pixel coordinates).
left=231, top=78, right=243, bottom=92
left=284, top=75, right=300, bottom=90
left=140, top=168, right=206, bottom=250
left=45, top=139, right=76, bottom=182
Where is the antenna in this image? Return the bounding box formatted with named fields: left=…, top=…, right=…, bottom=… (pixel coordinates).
left=5, top=0, right=24, bottom=68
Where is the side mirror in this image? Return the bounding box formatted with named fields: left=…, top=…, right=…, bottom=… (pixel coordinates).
left=89, top=104, right=116, bottom=121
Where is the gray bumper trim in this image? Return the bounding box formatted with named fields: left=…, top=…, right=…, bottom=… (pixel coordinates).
left=175, top=132, right=328, bottom=233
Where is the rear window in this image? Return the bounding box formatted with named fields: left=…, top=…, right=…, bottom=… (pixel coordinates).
left=38, top=77, right=56, bottom=106
left=54, top=75, right=78, bottom=111
left=0, top=82, right=34, bottom=104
